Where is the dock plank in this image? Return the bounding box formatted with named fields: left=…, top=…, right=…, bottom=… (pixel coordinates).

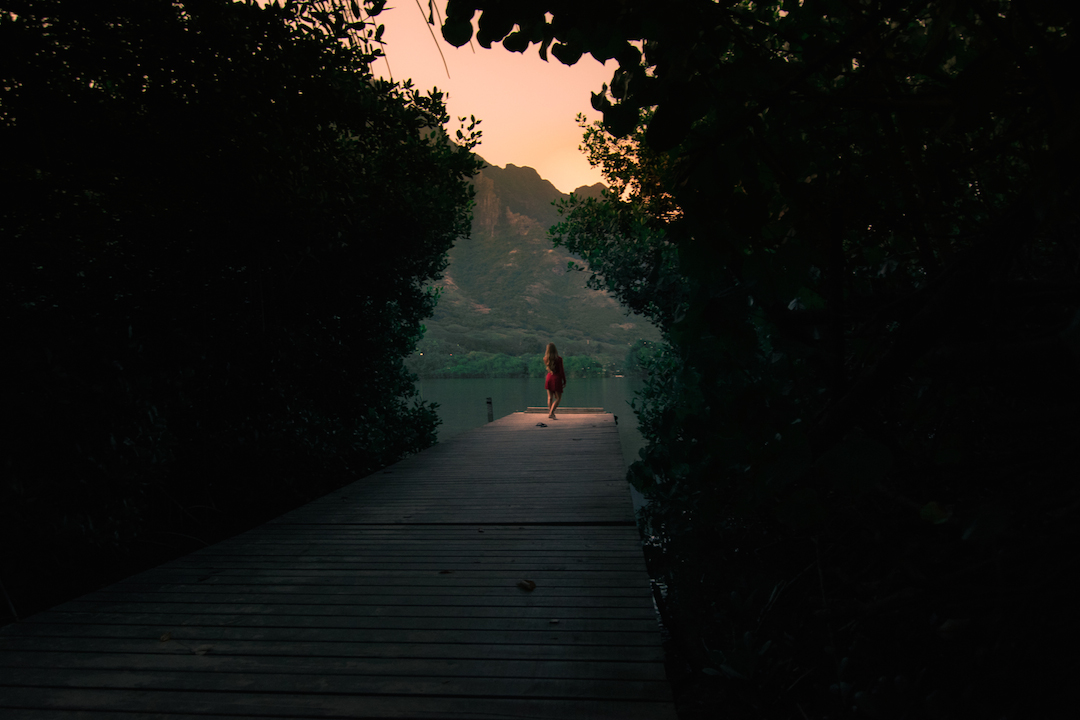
left=0, top=687, right=673, bottom=720
left=0, top=413, right=674, bottom=719
left=0, top=651, right=668, bottom=681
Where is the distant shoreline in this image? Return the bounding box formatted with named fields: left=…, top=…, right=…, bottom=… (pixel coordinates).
left=407, top=350, right=651, bottom=381
left=413, top=371, right=640, bottom=380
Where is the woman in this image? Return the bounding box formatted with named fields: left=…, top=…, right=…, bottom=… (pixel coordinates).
left=543, top=342, right=567, bottom=419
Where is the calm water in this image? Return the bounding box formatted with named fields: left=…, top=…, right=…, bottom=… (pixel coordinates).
left=414, top=377, right=648, bottom=471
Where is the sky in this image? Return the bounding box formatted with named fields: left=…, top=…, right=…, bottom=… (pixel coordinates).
left=369, top=2, right=615, bottom=194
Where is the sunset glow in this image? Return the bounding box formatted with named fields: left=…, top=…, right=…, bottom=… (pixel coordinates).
left=371, top=2, right=614, bottom=194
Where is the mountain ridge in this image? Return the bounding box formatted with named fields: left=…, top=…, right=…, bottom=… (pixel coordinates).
left=407, top=158, right=660, bottom=377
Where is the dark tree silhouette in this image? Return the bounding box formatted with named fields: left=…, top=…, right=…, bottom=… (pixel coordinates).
left=441, top=1, right=1079, bottom=717
left=1, top=0, right=481, bottom=621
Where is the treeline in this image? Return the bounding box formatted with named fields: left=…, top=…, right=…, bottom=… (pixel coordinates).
left=407, top=338, right=658, bottom=378
left=445, top=2, right=1077, bottom=718
left=1, top=0, right=480, bottom=622
left=411, top=351, right=604, bottom=378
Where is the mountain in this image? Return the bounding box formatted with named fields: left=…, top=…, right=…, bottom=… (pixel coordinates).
left=408, top=159, right=660, bottom=377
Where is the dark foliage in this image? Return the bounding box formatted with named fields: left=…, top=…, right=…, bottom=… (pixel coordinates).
left=1, top=0, right=481, bottom=622
left=443, top=1, right=1079, bottom=717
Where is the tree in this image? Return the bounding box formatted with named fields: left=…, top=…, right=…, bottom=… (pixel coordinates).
left=1, top=0, right=482, bottom=620
left=441, top=1, right=1078, bottom=716
left=552, top=113, right=687, bottom=331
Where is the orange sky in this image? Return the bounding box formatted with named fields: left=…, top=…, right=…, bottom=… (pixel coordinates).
left=370, top=2, right=614, bottom=194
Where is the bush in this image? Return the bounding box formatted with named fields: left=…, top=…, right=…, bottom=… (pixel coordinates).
left=1, top=0, right=481, bottom=622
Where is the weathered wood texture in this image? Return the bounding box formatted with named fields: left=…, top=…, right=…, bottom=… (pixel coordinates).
left=524, top=406, right=605, bottom=414
left=0, top=412, right=675, bottom=719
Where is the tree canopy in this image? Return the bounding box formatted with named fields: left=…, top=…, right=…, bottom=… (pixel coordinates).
left=1, top=0, right=481, bottom=620
left=442, top=1, right=1078, bottom=716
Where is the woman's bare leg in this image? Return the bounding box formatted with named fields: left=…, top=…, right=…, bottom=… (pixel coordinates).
left=547, top=389, right=554, bottom=418
left=550, top=391, right=562, bottom=419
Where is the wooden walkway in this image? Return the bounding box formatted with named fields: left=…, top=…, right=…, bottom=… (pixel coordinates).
left=0, top=412, right=675, bottom=719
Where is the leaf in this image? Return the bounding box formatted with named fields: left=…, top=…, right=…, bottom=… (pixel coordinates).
left=551, top=40, right=584, bottom=66
left=475, top=7, right=514, bottom=49
left=441, top=17, right=474, bottom=47
left=590, top=89, right=611, bottom=113
left=159, top=632, right=172, bottom=642
left=936, top=618, right=971, bottom=639
left=193, top=645, right=213, bottom=655
left=757, top=426, right=811, bottom=495
left=962, top=503, right=1012, bottom=543
left=775, top=487, right=827, bottom=529
left=721, top=664, right=749, bottom=680
left=645, top=99, right=694, bottom=152
left=920, top=501, right=951, bottom=524
left=817, top=435, right=894, bottom=497
left=517, top=579, right=536, bottom=591
left=602, top=102, right=639, bottom=139
left=503, top=30, right=530, bottom=53
left=610, top=68, right=632, bottom=100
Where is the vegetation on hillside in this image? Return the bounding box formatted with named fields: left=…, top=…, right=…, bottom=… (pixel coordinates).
left=405, top=338, right=656, bottom=378
left=1, top=0, right=481, bottom=622
left=443, top=1, right=1077, bottom=717
left=412, top=159, right=662, bottom=376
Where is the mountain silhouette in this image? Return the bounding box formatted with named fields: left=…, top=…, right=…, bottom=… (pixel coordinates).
left=409, top=158, right=660, bottom=375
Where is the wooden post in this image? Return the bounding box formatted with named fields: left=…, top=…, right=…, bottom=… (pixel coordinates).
left=486, top=397, right=493, bottom=423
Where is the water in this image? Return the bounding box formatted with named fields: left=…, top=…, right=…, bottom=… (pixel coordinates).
left=414, top=376, right=648, bottom=470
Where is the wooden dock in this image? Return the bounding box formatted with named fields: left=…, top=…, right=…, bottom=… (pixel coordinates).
left=0, top=411, right=675, bottom=719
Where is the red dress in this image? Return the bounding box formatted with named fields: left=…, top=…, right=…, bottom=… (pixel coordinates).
left=544, top=356, right=566, bottom=392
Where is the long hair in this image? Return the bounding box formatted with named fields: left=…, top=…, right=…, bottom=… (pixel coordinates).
left=543, top=342, right=560, bottom=372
